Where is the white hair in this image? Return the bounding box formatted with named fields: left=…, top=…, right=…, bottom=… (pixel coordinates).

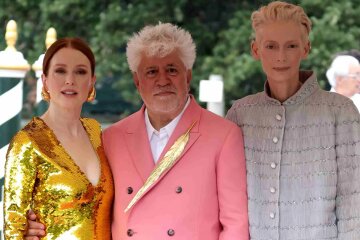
left=126, top=23, right=196, bottom=72
left=326, top=55, right=359, bottom=87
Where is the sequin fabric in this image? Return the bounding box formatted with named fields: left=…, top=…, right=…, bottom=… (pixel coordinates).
left=4, top=117, right=114, bottom=240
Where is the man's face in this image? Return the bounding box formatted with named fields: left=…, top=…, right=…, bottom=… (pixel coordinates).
left=337, top=64, right=360, bottom=97
left=133, top=51, right=192, bottom=125
left=347, top=64, right=360, bottom=95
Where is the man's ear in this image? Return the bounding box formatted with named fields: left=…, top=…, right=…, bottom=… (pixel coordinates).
left=251, top=40, right=260, bottom=60
left=185, top=69, right=192, bottom=93
left=133, top=72, right=140, bottom=90
left=186, top=70, right=192, bottom=85
left=336, top=75, right=345, bottom=85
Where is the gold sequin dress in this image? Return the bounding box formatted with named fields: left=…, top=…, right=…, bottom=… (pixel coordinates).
left=4, top=117, right=114, bottom=240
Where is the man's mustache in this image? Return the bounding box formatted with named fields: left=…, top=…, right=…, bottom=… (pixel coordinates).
left=153, top=87, right=176, bottom=95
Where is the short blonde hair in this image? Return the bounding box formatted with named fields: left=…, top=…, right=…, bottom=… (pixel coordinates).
left=251, top=1, right=312, bottom=42
left=126, top=23, right=196, bottom=72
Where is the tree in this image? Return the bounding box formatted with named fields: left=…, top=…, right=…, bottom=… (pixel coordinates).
left=0, top=0, right=359, bottom=115
left=91, top=0, right=245, bottom=115
left=198, top=0, right=360, bottom=109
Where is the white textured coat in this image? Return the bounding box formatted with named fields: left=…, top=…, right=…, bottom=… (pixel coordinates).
left=227, top=71, right=360, bottom=240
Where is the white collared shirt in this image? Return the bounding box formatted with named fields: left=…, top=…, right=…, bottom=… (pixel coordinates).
left=351, top=94, right=360, bottom=112
left=145, top=97, right=190, bottom=163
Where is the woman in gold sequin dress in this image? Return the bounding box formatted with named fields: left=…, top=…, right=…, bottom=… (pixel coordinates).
left=3, top=38, right=114, bottom=239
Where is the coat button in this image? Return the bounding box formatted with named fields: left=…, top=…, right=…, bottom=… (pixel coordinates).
left=272, top=137, right=279, bottom=143
left=127, top=187, right=133, bottom=194
left=270, top=162, right=276, bottom=169
left=127, top=229, right=134, bottom=236
left=167, top=229, right=175, bottom=236
left=275, top=114, right=282, bottom=121
left=176, top=186, right=182, bottom=193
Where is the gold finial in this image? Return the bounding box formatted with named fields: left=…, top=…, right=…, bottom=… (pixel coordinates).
left=45, top=27, right=57, bottom=49
left=5, top=20, right=17, bottom=51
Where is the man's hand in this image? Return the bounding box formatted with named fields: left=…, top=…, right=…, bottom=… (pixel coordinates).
left=25, top=210, right=46, bottom=240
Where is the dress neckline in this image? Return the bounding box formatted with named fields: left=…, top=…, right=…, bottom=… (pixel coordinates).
left=33, top=116, right=103, bottom=188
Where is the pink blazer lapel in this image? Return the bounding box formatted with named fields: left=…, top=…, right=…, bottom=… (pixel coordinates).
left=139, top=97, right=202, bottom=194
left=157, top=97, right=201, bottom=165
left=126, top=98, right=203, bottom=212
left=124, top=106, right=155, bottom=183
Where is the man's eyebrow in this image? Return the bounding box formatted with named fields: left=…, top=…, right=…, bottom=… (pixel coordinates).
left=145, top=66, right=158, bottom=69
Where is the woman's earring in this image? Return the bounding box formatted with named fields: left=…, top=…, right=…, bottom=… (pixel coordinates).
left=41, top=87, right=50, bottom=102
left=87, top=87, right=96, bottom=102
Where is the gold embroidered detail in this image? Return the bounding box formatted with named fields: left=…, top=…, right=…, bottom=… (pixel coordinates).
left=125, top=121, right=197, bottom=212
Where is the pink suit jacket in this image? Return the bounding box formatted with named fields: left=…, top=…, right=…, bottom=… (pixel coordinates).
left=103, top=97, right=249, bottom=240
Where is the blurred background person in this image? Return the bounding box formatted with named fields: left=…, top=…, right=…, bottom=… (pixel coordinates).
left=335, top=49, right=360, bottom=61
left=326, top=55, right=360, bottom=112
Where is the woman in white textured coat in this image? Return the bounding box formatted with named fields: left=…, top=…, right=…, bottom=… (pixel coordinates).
left=226, top=1, right=360, bottom=239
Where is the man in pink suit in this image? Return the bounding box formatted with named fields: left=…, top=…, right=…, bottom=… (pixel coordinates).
left=24, top=23, right=249, bottom=240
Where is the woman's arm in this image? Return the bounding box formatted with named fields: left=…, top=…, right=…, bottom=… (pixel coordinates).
left=335, top=102, right=360, bottom=239
left=4, top=131, right=38, bottom=239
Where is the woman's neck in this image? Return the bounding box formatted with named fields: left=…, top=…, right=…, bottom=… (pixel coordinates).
left=41, top=105, right=83, bottom=136
left=268, top=79, right=303, bottom=103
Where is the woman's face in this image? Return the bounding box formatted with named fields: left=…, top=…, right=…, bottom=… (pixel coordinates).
left=251, top=20, right=310, bottom=85
left=42, top=47, right=95, bottom=109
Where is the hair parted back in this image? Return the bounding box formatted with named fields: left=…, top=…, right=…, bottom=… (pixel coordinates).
left=126, top=23, right=196, bottom=72
left=251, top=1, right=312, bottom=42
left=43, top=37, right=95, bottom=76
